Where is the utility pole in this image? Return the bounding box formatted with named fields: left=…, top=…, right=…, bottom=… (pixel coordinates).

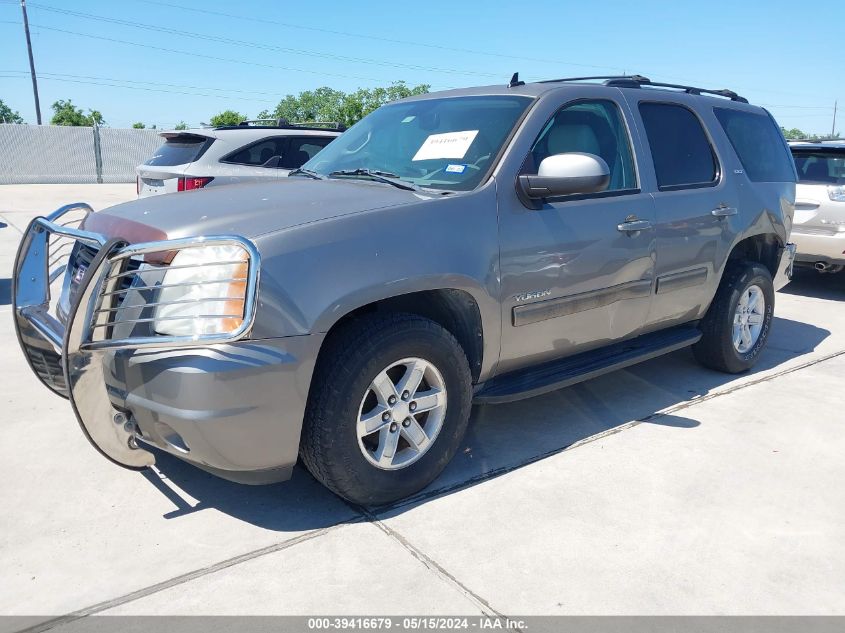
left=833, top=101, right=838, bottom=139
left=21, top=0, right=42, bottom=125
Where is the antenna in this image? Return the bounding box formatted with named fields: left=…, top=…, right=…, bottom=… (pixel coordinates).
left=508, top=72, right=525, bottom=88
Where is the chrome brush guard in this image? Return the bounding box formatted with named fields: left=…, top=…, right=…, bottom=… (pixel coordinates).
left=12, top=204, right=260, bottom=469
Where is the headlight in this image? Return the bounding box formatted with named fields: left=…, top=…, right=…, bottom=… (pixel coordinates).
left=829, top=185, right=845, bottom=202
left=153, top=244, right=249, bottom=337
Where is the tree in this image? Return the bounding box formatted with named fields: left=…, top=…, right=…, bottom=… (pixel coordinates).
left=781, top=127, right=807, bottom=140
left=209, top=110, right=247, bottom=126
left=0, top=99, right=24, bottom=124
left=174, top=121, right=188, bottom=130
left=780, top=126, right=841, bottom=142
left=258, top=82, right=430, bottom=128
left=132, top=122, right=145, bottom=129
left=50, top=99, right=105, bottom=126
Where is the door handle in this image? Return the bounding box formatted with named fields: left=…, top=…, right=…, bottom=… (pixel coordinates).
left=711, top=204, right=738, bottom=218
left=617, top=219, right=652, bottom=232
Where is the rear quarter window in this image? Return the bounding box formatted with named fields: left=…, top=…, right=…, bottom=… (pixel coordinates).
left=144, top=135, right=213, bottom=167
left=714, top=108, right=796, bottom=183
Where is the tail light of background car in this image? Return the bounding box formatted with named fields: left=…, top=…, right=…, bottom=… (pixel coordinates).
left=177, top=176, right=214, bottom=192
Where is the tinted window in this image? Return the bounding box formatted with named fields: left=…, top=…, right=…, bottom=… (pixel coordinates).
left=791, top=149, right=845, bottom=185
left=524, top=99, right=637, bottom=191
left=223, top=137, right=287, bottom=166
left=639, top=103, right=718, bottom=189
left=280, top=137, right=333, bottom=169
left=144, top=135, right=213, bottom=166
left=714, top=108, right=796, bottom=182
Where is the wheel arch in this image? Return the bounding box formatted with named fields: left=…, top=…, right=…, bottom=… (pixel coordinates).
left=725, top=232, right=783, bottom=279
left=315, top=286, right=487, bottom=384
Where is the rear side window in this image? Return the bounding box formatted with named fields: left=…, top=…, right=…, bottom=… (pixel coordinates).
left=639, top=103, right=718, bottom=189
left=144, top=135, right=213, bottom=166
left=791, top=149, right=845, bottom=184
left=223, top=137, right=288, bottom=166
left=714, top=108, right=796, bottom=182
left=280, top=137, right=334, bottom=169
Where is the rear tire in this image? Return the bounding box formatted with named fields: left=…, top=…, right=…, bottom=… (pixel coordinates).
left=693, top=260, right=774, bottom=373
left=300, top=313, right=472, bottom=505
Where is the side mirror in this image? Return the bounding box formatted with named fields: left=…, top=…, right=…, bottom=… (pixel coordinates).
left=261, top=155, right=282, bottom=168
left=517, top=152, right=610, bottom=200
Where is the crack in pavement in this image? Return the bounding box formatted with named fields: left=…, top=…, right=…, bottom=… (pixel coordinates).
left=15, top=521, right=361, bottom=633
left=352, top=503, right=507, bottom=620
left=12, top=346, right=845, bottom=632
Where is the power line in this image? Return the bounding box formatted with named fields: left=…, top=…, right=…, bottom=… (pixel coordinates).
left=132, top=0, right=625, bottom=73
left=3, top=21, right=409, bottom=85
left=0, top=72, right=278, bottom=102
left=0, top=69, right=292, bottom=98
left=2, top=66, right=837, bottom=115
left=128, top=0, right=840, bottom=101
left=761, top=103, right=835, bottom=110
left=25, top=2, right=505, bottom=80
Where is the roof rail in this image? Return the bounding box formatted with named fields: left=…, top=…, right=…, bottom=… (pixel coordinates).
left=538, top=74, right=748, bottom=103
left=214, top=118, right=347, bottom=131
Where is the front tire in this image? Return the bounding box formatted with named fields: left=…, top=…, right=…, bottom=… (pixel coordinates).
left=693, top=260, right=775, bottom=373
left=300, top=313, right=472, bottom=505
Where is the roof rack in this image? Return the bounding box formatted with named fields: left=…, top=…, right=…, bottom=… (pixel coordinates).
left=537, top=74, right=748, bottom=103
left=213, top=118, right=347, bottom=132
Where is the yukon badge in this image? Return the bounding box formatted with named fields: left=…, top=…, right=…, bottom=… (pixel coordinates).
left=513, top=289, right=552, bottom=303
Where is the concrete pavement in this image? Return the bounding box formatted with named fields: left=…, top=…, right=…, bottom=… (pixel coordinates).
left=1, top=185, right=843, bottom=626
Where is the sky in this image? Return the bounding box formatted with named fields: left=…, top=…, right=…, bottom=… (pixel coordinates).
left=0, top=0, right=842, bottom=133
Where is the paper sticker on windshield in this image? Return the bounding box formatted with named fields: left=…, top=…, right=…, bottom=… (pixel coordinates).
left=413, top=130, right=479, bottom=161
left=445, top=164, right=467, bottom=174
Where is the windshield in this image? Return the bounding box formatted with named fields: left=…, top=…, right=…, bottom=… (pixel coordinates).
left=300, top=95, right=533, bottom=191
left=792, top=149, right=845, bottom=185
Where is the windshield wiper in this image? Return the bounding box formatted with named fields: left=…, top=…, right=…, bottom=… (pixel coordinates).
left=288, top=168, right=326, bottom=180
left=328, top=168, right=420, bottom=192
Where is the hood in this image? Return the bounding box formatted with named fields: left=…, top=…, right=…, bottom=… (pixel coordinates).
left=83, top=178, right=427, bottom=242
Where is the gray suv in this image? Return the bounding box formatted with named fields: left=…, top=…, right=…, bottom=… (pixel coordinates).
left=13, top=75, right=797, bottom=505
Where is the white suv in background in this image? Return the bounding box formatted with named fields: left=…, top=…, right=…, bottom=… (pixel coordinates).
left=789, top=140, right=845, bottom=273
left=136, top=120, right=343, bottom=197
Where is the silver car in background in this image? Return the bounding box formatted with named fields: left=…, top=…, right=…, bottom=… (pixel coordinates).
left=136, top=120, right=342, bottom=197
left=789, top=140, right=845, bottom=273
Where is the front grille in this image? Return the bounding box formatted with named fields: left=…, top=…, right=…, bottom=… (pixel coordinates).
left=67, top=244, right=97, bottom=310
left=71, top=245, right=142, bottom=298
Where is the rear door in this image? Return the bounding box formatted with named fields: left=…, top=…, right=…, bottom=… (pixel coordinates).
left=628, top=98, right=740, bottom=329
left=137, top=133, right=215, bottom=197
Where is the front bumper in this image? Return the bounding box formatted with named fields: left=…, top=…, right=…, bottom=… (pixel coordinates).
left=12, top=204, right=314, bottom=483
left=104, top=334, right=322, bottom=483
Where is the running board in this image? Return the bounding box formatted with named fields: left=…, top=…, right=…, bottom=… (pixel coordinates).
left=474, top=325, right=702, bottom=404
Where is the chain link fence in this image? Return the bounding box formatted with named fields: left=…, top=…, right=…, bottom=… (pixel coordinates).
left=0, top=124, right=162, bottom=184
